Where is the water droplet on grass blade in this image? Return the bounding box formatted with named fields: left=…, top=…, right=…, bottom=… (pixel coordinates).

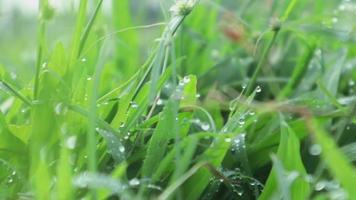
left=130, top=101, right=138, bottom=109
left=256, top=85, right=262, bottom=93
left=129, top=178, right=140, bottom=186
left=66, top=136, right=77, bottom=149
left=238, top=117, right=245, bottom=126
left=225, top=138, right=232, bottom=143
left=119, top=146, right=125, bottom=153
left=309, top=144, right=322, bottom=156
left=315, top=181, right=326, bottom=191
left=183, top=76, right=191, bottom=83
left=201, top=122, right=210, bottom=131
left=157, top=99, right=163, bottom=105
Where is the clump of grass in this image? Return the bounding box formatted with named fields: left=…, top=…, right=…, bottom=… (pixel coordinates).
left=0, top=0, right=356, bottom=199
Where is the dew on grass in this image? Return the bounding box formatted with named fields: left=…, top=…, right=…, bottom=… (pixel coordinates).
left=81, top=57, right=87, bottom=62
left=256, top=85, right=262, bottom=93
left=86, top=77, right=92, bottom=81
left=237, top=190, right=244, bottom=196
left=66, top=136, right=77, bottom=149
left=183, top=76, right=191, bottom=84
left=8, top=178, right=13, bottom=184
left=242, top=83, right=247, bottom=90
left=41, top=62, right=47, bottom=69
left=349, top=80, right=355, bottom=86
left=195, top=93, right=201, bottom=98
left=315, top=181, right=326, bottom=191
left=249, top=111, right=255, bottom=116
left=225, top=138, right=232, bottom=143
left=238, top=117, right=245, bottom=126
left=119, top=122, right=125, bottom=128
left=130, top=101, right=138, bottom=109
left=157, top=98, right=163, bottom=105
left=309, top=144, right=322, bottom=156
left=119, top=146, right=125, bottom=153
left=201, top=122, right=210, bottom=131
left=129, top=178, right=140, bottom=186
left=55, top=103, right=67, bottom=115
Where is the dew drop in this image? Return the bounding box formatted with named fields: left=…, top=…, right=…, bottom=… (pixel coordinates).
left=315, top=181, right=326, bottom=191
left=129, top=178, right=140, bottom=186
left=256, top=86, right=262, bottom=93
left=157, top=99, right=163, bottom=105
left=86, top=77, right=92, bottom=81
left=55, top=103, right=66, bottom=115
left=130, top=101, right=138, bottom=109
left=81, top=58, right=87, bottom=62
left=238, top=117, right=245, bottom=126
left=66, top=136, right=77, bottom=149
left=309, top=144, right=322, bottom=156
left=349, top=80, right=355, bottom=86
left=41, top=62, right=47, bottom=69
left=119, top=146, right=125, bottom=153
left=201, top=122, right=210, bottom=131
left=183, top=76, right=191, bottom=84
left=225, top=138, right=232, bottom=143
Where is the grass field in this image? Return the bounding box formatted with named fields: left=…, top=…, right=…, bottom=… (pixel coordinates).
left=0, top=0, right=356, bottom=199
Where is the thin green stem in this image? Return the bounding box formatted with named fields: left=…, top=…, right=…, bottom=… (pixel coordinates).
left=0, top=80, right=32, bottom=106
left=246, top=30, right=279, bottom=95
left=34, top=17, right=46, bottom=100
left=78, top=0, right=104, bottom=57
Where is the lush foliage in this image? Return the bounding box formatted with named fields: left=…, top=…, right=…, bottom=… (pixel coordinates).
left=0, top=0, right=356, bottom=199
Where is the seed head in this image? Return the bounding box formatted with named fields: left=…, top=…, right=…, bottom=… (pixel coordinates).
left=170, top=0, right=195, bottom=16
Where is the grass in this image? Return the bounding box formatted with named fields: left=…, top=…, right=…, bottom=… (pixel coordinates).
left=0, top=0, right=356, bottom=199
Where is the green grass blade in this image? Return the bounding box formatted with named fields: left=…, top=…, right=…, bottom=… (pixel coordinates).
left=309, top=118, right=356, bottom=199
left=259, top=120, right=310, bottom=200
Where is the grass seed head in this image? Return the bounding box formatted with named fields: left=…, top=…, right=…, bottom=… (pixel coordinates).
left=170, top=0, right=195, bottom=16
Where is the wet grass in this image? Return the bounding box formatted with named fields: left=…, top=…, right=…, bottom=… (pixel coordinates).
left=0, top=0, right=356, bottom=199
